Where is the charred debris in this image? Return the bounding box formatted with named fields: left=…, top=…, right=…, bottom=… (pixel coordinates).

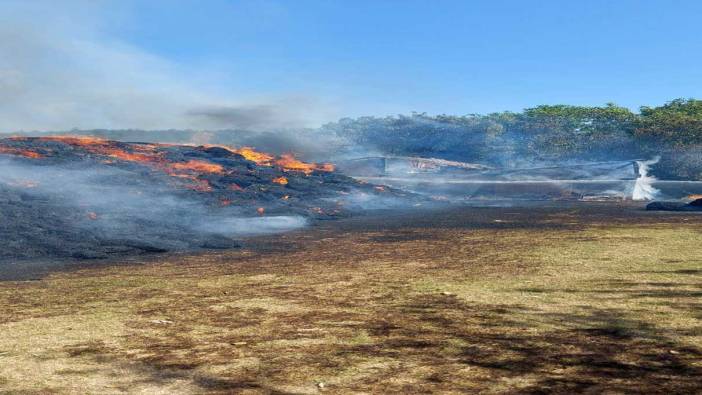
left=0, top=136, right=417, bottom=262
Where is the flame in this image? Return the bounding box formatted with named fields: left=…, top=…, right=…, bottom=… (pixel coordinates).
left=275, top=154, right=316, bottom=175
left=0, top=145, right=43, bottom=158
left=272, top=176, right=288, bottom=185
left=318, top=163, right=335, bottom=172
left=233, top=147, right=274, bottom=164
left=107, top=150, right=155, bottom=162
left=276, top=155, right=334, bottom=174
left=206, top=144, right=334, bottom=174
left=170, top=160, right=224, bottom=174
left=273, top=154, right=335, bottom=175
left=39, top=136, right=163, bottom=164
left=1, top=136, right=336, bottom=196
left=42, top=136, right=335, bottom=175
left=40, top=136, right=107, bottom=145
left=34, top=136, right=225, bottom=191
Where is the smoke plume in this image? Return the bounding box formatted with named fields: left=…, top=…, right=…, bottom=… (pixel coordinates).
left=0, top=1, right=331, bottom=133
left=0, top=156, right=307, bottom=262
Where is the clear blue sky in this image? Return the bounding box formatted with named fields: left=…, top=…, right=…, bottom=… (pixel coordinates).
left=2, top=0, right=701, bottom=131
left=109, top=0, right=702, bottom=117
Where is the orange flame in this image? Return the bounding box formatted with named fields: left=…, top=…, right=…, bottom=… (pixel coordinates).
left=206, top=144, right=334, bottom=174
left=232, top=147, right=274, bottom=164
left=34, top=136, right=226, bottom=191
left=1, top=136, right=336, bottom=195
left=317, top=163, right=336, bottom=172
left=272, top=176, right=288, bottom=185
left=274, top=153, right=335, bottom=175
left=275, top=154, right=315, bottom=175
left=38, top=136, right=163, bottom=164
left=0, top=146, right=43, bottom=158
left=170, top=160, right=224, bottom=174
left=40, top=136, right=107, bottom=145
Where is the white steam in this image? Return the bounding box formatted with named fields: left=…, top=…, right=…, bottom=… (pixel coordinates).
left=632, top=156, right=661, bottom=201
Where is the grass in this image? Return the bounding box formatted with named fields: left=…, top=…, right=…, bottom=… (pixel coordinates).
left=0, top=204, right=701, bottom=393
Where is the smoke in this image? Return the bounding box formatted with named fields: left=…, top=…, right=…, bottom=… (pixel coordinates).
left=172, top=127, right=347, bottom=162
left=0, top=1, right=331, bottom=132
left=330, top=189, right=423, bottom=211
left=632, top=156, right=661, bottom=201
left=317, top=114, right=669, bottom=201
left=187, top=98, right=330, bottom=131
left=197, top=216, right=307, bottom=236
left=0, top=157, right=306, bottom=260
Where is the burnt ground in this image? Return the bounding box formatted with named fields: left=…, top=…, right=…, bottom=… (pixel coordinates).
left=0, top=137, right=419, bottom=265
left=1, top=202, right=702, bottom=393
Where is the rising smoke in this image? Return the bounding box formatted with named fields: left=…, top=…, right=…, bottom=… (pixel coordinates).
left=632, top=156, right=661, bottom=201
left=0, top=156, right=307, bottom=261
left=0, top=1, right=332, bottom=133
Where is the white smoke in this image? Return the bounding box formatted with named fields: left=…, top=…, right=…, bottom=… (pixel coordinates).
left=0, top=1, right=333, bottom=132
left=0, top=157, right=307, bottom=245
left=632, top=156, right=661, bottom=201
left=196, top=216, right=307, bottom=236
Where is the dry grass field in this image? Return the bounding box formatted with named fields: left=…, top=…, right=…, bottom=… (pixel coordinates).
left=1, top=203, right=701, bottom=394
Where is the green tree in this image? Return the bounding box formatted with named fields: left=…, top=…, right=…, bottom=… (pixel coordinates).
left=635, top=98, right=702, bottom=147
left=517, top=103, right=636, bottom=160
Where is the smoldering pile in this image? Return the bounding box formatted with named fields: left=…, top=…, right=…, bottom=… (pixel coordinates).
left=646, top=198, right=702, bottom=212
left=0, top=136, right=416, bottom=262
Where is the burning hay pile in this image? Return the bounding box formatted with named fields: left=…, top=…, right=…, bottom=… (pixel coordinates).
left=0, top=136, right=413, bottom=262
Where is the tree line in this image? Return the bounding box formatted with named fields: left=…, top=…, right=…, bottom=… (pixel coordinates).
left=320, top=98, right=702, bottom=179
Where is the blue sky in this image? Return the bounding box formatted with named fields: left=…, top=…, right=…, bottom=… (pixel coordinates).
left=1, top=0, right=701, bottom=130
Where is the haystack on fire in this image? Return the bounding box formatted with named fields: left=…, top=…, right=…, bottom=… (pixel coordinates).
left=0, top=136, right=414, bottom=262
